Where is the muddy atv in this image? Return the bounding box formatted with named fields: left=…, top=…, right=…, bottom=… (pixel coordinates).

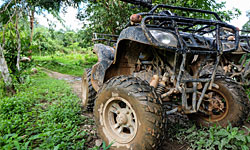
left=82, top=1, right=250, bottom=149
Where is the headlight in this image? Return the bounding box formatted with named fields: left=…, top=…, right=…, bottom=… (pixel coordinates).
left=149, top=30, right=177, bottom=47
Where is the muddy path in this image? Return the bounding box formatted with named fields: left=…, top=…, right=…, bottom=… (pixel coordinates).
left=42, top=68, right=83, bottom=97
left=42, top=68, right=249, bottom=149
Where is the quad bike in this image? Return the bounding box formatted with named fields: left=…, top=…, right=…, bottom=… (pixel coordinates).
left=81, top=0, right=250, bottom=149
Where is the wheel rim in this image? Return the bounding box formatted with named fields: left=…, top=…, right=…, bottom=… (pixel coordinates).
left=81, top=73, right=88, bottom=107
left=102, top=96, right=138, bottom=143
left=199, top=88, right=229, bottom=122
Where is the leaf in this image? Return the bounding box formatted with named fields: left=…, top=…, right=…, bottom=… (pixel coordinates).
left=214, top=129, right=228, bottom=137
left=219, top=138, right=228, bottom=150
left=25, top=141, right=30, bottom=149
left=102, top=141, right=114, bottom=150
left=243, top=126, right=250, bottom=132
left=235, top=135, right=247, bottom=143
left=186, top=125, right=196, bottom=133
left=14, top=141, right=20, bottom=150
left=3, top=133, right=18, bottom=139
left=54, top=145, right=60, bottom=150
left=241, top=145, right=250, bottom=150
left=29, top=133, right=47, bottom=140
left=246, top=136, right=250, bottom=143
left=213, top=140, right=220, bottom=146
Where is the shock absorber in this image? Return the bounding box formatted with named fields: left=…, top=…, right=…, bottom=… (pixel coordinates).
left=150, top=75, right=159, bottom=88
left=156, top=75, right=168, bottom=95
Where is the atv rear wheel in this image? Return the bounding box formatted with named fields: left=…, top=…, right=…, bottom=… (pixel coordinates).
left=188, top=78, right=249, bottom=127
left=94, top=76, right=165, bottom=150
left=81, top=68, right=96, bottom=112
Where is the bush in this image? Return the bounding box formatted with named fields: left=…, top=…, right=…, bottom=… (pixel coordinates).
left=33, top=51, right=97, bottom=76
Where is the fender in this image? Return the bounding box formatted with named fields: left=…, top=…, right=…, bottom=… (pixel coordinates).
left=113, top=26, right=151, bottom=63
left=91, top=27, right=151, bottom=91
left=91, top=44, right=114, bottom=91
left=91, top=27, right=156, bottom=91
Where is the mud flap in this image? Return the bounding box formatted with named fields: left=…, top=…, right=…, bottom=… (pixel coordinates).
left=91, top=44, right=114, bottom=91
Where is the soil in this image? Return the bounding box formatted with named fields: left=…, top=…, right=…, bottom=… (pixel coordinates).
left=42, top=68, right=82, bottom=98
left=42, top=68, right=249, bottom=149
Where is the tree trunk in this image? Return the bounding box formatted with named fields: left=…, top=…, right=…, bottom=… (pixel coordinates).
left=30, top=9, right=35, bottom=43
left=16, top=12, right=21, bottom=72
left=0, top=44, right=15, bottom=94
left=28, top=9, right=35, bottom=59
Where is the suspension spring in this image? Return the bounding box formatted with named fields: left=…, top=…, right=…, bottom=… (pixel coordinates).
left=156, top=84, right=166, bottom=95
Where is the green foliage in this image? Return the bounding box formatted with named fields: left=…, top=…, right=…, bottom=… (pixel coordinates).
left=0, top=0, right=84, bottom=91
left=78, top=1, right=143, bottom=38
left=90, top=141, right=114, bottom=150
left=32, top=27, right=64, bottom=55
left=0, top=20, right=34, bottom=83
left=243, top=11, right=250, bottom=31
left=0, top=0, right=82, bottom=21
left=0, top=78, right=5, bottom=98
left=79, top=0, right=241, bottom=45
left=32, top=26, right=93, bottom=55
left=33, top=51, right=97, bottom=76
left=0, top=72, right=91, bottom=149
left=101, top=141, right=114, bottom=150
left=169, top=123, right=250, bottom=150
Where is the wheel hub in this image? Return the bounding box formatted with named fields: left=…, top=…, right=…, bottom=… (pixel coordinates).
left=116, top=110, right=128, bottom=125
left=208, top=95, right=225, bottom=112
left=102, top=96, right=138, bottom=143
left=200, top=89, right=229, bottom=122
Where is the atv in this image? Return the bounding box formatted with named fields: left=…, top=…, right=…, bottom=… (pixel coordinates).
left=81, top=0, right=250, bottom=149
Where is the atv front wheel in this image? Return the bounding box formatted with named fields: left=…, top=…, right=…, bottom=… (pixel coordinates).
left=94, top=76, right=165, bottom=150
left=81, top=68, right=96, bottom=111
left=188, top=78, right=249, bottom=127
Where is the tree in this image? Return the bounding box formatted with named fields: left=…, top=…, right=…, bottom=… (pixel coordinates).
left=0, top=0, right=24, bottom=94
left=0, top=0, right=83, bottom=94
left=78, top=0, right=241, bottom=41
left=0, top=44, right=14, bottom=94
left=243, top=11, right=250, bottom=31
left=78, top=1, right=141, bottom=35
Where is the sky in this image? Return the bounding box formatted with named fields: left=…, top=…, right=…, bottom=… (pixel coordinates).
left=36, top=7, right=83, bottom=31
left=0, top=0, right=249, bottom=31
left=218, top=0, right=249, bottom=29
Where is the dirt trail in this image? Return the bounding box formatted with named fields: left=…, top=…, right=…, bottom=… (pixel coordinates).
left=42, top=68, right=82, bottom=98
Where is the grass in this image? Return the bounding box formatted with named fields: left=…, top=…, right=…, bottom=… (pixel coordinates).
left=0, top=71, right=94, bottom=149
left=33, top=51, right=97, bottom=76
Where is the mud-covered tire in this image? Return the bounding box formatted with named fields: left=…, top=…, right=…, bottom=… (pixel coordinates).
left=188, top=78, right=250, bottom=127
left=81, top=68, right=96, bottom=112
left=94, top=76, right=166, bottom=150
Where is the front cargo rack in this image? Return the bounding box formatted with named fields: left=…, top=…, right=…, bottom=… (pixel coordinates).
left=134, top=4, right=240, bottom=54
